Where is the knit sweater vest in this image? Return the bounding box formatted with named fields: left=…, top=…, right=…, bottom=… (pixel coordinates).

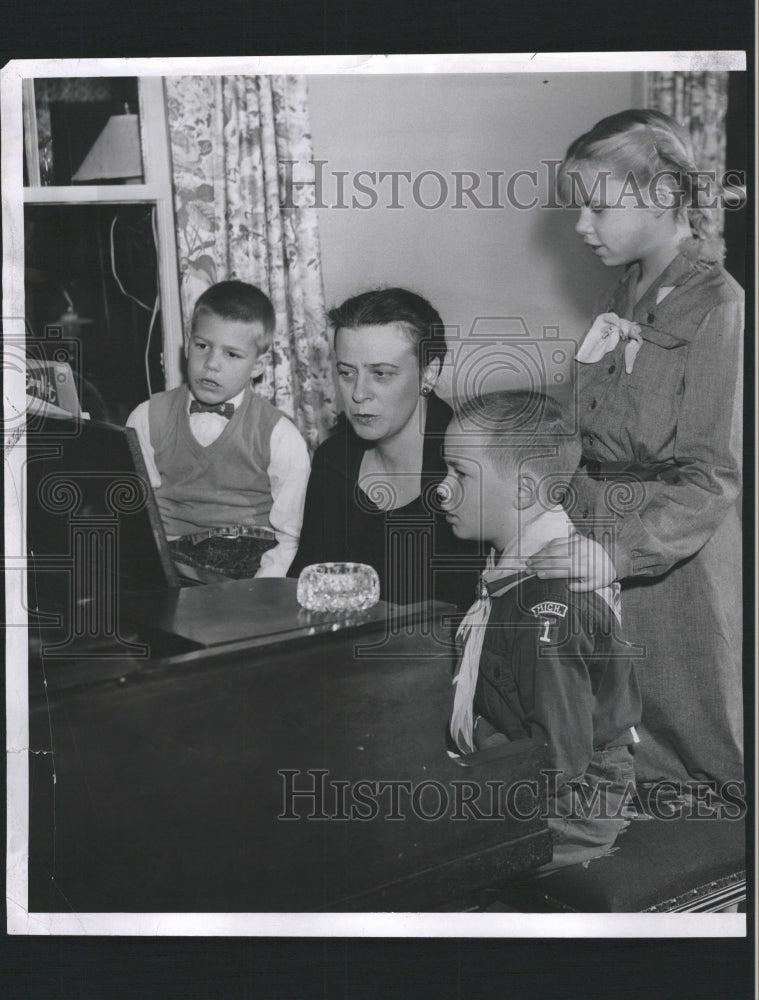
left=148, top=385, right=281, bottom=537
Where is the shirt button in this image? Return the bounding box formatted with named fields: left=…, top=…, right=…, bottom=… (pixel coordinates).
left=607, top=364, right=616, bottom=374
left=589, top=399, right=597, bottom=410
left=647, top=312, right=655, bottom=323
left=585, top=432, right=594, bottom=445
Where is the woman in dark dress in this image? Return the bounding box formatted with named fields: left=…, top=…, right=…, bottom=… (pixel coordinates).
left=288, top=288, right=480, bottom=609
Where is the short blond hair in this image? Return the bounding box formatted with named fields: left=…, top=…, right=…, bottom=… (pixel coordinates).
left=192, top=280, right=276, bottom=352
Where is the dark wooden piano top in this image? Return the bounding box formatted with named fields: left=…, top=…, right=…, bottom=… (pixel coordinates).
left=28, top=581, right=551, bottom=913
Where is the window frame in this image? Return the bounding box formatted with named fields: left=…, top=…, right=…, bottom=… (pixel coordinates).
left=19, top=74, right=183, bottom=389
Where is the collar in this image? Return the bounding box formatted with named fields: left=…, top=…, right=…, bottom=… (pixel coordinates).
left=482, top=505, right=575, bottom=598
left=623, top=243, right=714, bottom=306
left=646, top=244, right=712, bottom=291
left=613, top=248, right=709, bottom=348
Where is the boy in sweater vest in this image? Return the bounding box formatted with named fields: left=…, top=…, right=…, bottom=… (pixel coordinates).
left=439, top=390, right=641, bottom=872
left=127, top=281, right=310, bottom=577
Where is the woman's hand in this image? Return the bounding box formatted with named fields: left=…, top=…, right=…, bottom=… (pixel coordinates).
left=525, top=534, right=617, bottom=592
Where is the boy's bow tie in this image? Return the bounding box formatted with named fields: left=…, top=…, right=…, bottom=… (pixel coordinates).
left=190, top=400, right=235, bottom=419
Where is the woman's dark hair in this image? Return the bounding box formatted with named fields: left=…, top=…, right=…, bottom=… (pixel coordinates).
left=328, top=287, right=448, bottom=367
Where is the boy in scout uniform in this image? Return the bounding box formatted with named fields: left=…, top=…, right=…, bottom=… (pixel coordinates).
left=440, top=390, right=641, bottom=871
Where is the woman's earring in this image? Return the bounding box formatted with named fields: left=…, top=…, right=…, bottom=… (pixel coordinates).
left=420, top=384, right=431, bottom=396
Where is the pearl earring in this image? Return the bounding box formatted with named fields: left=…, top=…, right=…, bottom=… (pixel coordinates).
left=421, top=385, right=431, bottom=396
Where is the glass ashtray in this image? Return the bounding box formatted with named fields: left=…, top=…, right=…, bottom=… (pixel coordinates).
left=296, top=562, right=380, bottom=613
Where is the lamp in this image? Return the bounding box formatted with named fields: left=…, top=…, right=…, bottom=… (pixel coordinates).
left=57, top=286, right=93, bottom=331
left=72, top=106, right=142, bottom=183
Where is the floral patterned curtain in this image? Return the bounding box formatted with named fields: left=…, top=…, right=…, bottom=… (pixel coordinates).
left=648, top=72, right=729, bottom=235
left=164, top=75, right=336, bottom=449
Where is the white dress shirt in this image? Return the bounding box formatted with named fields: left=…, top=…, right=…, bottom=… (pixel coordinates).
left=127, top=388, right=310, bottom=577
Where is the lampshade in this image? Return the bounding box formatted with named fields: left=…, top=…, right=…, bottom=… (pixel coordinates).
left=72, top=113, right=143, bottom=182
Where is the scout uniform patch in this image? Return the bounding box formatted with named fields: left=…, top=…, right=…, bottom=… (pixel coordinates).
left=530, top=599, right=568, bottom=644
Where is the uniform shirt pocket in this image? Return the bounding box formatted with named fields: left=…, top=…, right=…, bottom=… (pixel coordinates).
left=474, top=642, right=526, bottom=743
left=620, top=333, right=687, bottom=399
left=614, top=334, right=689, bottom=459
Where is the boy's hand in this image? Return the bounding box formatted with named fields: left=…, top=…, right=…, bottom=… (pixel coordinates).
left=526, top=535, right=616, bottom=592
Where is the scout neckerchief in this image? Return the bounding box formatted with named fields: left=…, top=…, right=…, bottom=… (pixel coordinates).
left=575, top=312, right=644, bottom=374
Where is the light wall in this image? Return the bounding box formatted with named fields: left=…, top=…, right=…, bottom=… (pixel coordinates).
left=308, top=72, right=643, bottom=400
